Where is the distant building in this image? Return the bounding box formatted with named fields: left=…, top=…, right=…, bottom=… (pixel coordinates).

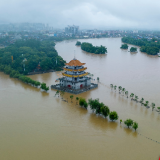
left=65, top=25, right=79, bottom=34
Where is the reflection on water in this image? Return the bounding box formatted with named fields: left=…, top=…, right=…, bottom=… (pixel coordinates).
left=89, top=113, right=118, bottom=131
left=0, top=38, right=160, bottom=160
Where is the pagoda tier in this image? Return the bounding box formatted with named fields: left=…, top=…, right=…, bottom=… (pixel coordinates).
left=63, top=67, right=87, bottom=72
left=62, top=72, right=88, bottom=78
left=65, top=59, right=85, bottom=66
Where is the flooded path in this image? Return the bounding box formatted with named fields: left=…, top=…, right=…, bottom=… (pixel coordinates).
left=0, top=38, right=160, bottom=160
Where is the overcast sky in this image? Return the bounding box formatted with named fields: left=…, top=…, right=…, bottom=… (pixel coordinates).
left=1, top=0, right=160, bottom=30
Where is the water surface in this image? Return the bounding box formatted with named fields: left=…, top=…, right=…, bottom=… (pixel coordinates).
left=0, top=38, right=160, bottom=160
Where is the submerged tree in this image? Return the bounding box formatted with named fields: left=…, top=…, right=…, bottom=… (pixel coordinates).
left=144, top=101, right=149, bottom=107
left=151, top=103, right=155, bottom=111
left=140, top=98, right=144, bottom=105
left=125, top=91, right=128, bottom=98
left=122, top=88, right=125, bottom=95
left=120, top=44, right=128, bottom=49
left=79, top=97, right=88, bottom=109
left=109, top=111, right=119, bottom=121
left=124, top=119, right=133, bottom=128
left=110, top=84, right=113, bottom=90
left=118, top=86, right=122, bottom=94
left=70, top=95, right=74, bottom=103
left=130, top=93, right=134, bottom=100
left=132, top=122, right=138, bottom=131
left=88, top=98, right=99, bottom=111
left=96, top=102, right=104, bottom=114
left=75, top=41, right=81, bottom=46
left=76, top=97, right=79, bottom=105
left=130, top=47, right=137, bottom=52
left=135, top=95, right=139, bottom=102
left=114, top=85, right=117, bottom=92
left=40, top=82, right=49, bottom=91
left=101, top=105, right=110, bottom=118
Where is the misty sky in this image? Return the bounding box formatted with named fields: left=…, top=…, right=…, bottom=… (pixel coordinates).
left=1, top=0, right=160, bottom=29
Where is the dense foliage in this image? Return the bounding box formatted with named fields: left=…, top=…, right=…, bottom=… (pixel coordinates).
left=109, top=111, right=119, bottom=121
left=124, top=119, right=133, bottom=128
left=120, top=44, right=128, bottom=49
left=0, top=39, right=66, bottom=74
left=122, top=37, right=160, bottom=55
left=81, top=42, right=107, bottom=54
left=132, top=122, right=138, bottom=131
left=75, top=41, right=81, bottom=46
left=130, top=47, right=137, bottom=52
left=0, top=64, right=49, bottom=91
left=88, top=98, right=111, bottom=117
left=40, top=82, right=49, bottom=91
left=79, top=97, right=88, bottom=109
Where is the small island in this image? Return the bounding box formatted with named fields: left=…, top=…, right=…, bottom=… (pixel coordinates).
left=75, top=41, right=81, bottom=46
left=81, top=42, right=107, bottom=54
left=130, top=47, right=137, bottom=52
left=120, top=44, right=128, bottom=49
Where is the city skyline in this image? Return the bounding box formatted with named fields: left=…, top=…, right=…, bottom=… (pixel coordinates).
left=1, top=0, right=160, bottom=30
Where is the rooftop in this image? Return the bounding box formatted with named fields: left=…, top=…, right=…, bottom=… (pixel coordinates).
left=65, top=59, right=85, bottom=66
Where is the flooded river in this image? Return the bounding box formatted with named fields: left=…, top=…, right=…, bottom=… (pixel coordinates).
left=0, top=38, right=160, bottom=160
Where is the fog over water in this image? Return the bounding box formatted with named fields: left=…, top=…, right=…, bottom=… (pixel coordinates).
left=1, top=0, right=160, bottom=29
left=0, top=38, right=160, bottom=160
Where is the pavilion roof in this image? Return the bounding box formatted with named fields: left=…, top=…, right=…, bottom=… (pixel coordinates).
left=65, top=59, right=85, bottom=66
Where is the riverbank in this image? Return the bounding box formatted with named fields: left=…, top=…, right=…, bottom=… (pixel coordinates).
left=28, top=69, right=56, bottom=75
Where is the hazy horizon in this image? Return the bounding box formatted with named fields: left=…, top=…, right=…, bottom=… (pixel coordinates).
left=1, top=0, right=160, bottom=30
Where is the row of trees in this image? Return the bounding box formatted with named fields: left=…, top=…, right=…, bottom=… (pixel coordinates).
left=81, top=42, right=107, bottom=54
left=121, top=37, right=160, bottom=55
left=110, top=84, right=159, bottom=112
left=122, top=119, right=138, bottom=131
left=55, top=91, right=119, bottom=121
left=0, top=64, right=49, bottom=91
left=88, top=98, right=118, bottom=121
left=55, top=90, right=139, bottom=131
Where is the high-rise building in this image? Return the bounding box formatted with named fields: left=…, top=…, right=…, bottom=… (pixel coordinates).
left=65, top=25, right=79, bottom=34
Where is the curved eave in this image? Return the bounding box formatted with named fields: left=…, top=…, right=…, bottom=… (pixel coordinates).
left=65, top=63, right=86, bottom=66
left=63, top=67, right=87, bottom=72
left=62, top=72, right=88, bottom=78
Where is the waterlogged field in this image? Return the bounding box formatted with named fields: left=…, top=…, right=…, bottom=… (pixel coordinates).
left=0, top=38, right=160, bottom=160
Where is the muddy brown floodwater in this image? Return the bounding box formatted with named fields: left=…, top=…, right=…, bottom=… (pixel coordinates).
left=0, top=38, right=160, bottom=160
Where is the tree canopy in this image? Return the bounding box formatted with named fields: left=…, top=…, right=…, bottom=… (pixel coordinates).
left=124, top=119, right=133, bottom=128
left=79, top=97, right=88, bottom=109
left=132, top=122, right=138, bottom=131
left=75, top=41, right=81, bottom=46
left=109, top=111, right=119, bottom=121
left=81, top=42, right=107, bottom=54
left=120, top=44, right=128, bottom=49
left=130, top=47, right=137, bottom=52
left=0, top=39, right=66, bottom=74
left=122, top=37, right=160, bottom=55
